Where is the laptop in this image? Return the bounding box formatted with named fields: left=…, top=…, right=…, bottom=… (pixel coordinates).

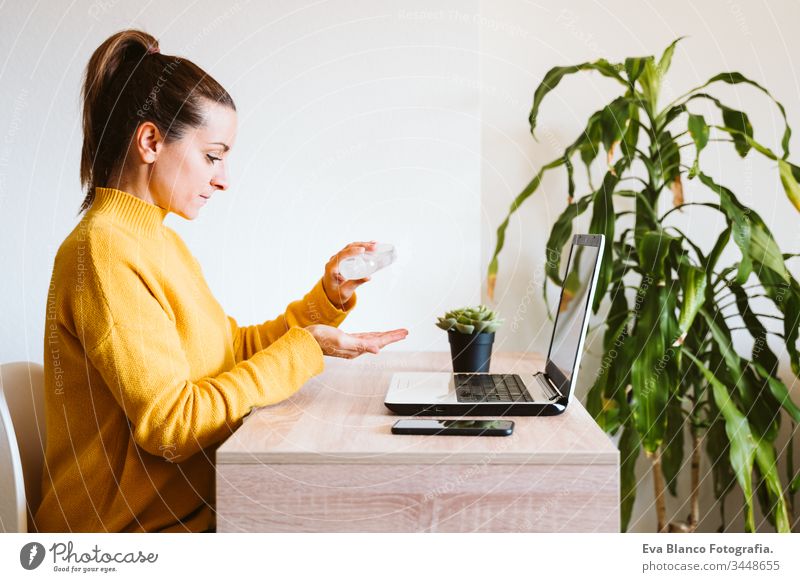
left=384, top=234, right=604, bottom=416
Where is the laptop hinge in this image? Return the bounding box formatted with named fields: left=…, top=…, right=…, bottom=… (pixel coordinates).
left=536, top=373, right=563, bottom=400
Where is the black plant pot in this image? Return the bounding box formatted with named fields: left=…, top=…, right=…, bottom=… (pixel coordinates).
left=447, top=331, right=495, bottom=373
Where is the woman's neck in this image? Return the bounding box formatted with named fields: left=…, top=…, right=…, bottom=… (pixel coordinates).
left=106, top=168, right=158, bottom=206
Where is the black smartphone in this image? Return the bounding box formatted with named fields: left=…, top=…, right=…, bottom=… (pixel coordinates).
left=391, top=419, right=514, bottom=436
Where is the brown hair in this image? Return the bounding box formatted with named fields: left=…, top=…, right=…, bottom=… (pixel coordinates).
left=79, top=29, right=235, bottom=212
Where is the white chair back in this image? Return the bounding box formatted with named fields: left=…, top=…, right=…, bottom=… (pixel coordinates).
left=0, top=362, right=46, bottom=532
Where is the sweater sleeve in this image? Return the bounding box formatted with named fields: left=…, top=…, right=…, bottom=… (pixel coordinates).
left=79, top=267, right=325, bottom=463
left=228, top=278, right=356, bottom=362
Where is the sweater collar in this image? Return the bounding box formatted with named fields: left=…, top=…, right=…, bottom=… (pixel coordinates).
left=89, top=188, right=170, bottom=236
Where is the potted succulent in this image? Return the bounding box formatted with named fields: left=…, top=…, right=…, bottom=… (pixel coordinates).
left=436, top=305, right=504, bottom=373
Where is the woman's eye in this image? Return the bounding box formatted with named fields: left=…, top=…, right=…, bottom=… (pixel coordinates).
left=207, top=154, right=222, bottom=164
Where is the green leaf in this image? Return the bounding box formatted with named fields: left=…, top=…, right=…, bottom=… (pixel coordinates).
left=564, top=156, right=576, bottom=201
left=688, top=114, right=710, bottom=151
left=703, top=71, right=792, bottom=159
left=657, top=103, right=687, bottom=133
left=586, top=366, right=607, bottom=423
left=578, top=111, right=604, bottom=169
left=638, top=38, right=684, bottom=114
left=454, top=323, right=475, bottom=334
left=588, top=169, right=620, bottom=312
left=620, top=102, right=641, bottom=163
left=485, top=321, right=503, bottom=333
left=788, top=422, right=796, bottom=503
left=619, top=422, right=641, bottom=532
left=587, top=359, right=617, bottom=432
left=530, top=60, right=626, bottom=138
left=605, top=281, right=630, bottom=351
left=698, top=313, right=780, bottom=442
left=753, top=439, right=791, bottom=532
left=707, top=181, right=789, bottom=281
left=651, top=131, right=681, bottom=184
left=748, top=217, right=790, bottom=281
left=625, top=56, right=651, bottom=86
left=704, top=382, right=737, bottom=506
left=599, top=97, right=631, bottom=154
left=778, top=160, right=800, bottom=212
left=671, top=93, right=792, bottom=170
left=657, top=37, right=685, bottom=80
left=660, top=283, right=681, bottom=386
left=563, top=255, right=582, bottom=298
left=741, top=367, right=781, bottom=442
left=721, top=108, right=754, bottom=157
left=630, top=285, right=670, bottom=453
left=699, top=309, right=749, bottom=391
left=627, top=190, right=659, bottom=230
left=639, top=62, right=660, bottom=112
left=753, top=363, right=800, bottom=424
left=706, top=225, right=732, bottom=277
left=687, top=113, right=709, bottom=178
left=472, top=320, right=489, bottom=333
left=685, top=351, right=757, bottom=532
left=677, top=262, right=707, bottom=339
left=662, top=395, right=685, bottom=496
left=545, top=193, right=593, bottom=286
left=636, top=231, right=672, bottom=280
left=714, top=124, right=777, bottom=160
left=755, top=461, right=777, bottom=530
left=665, top=226, right=707, bottom=267
left=675, top=71, right=792, bottom=159
left=729, top=284, right=779, bottom=374
left=697, top=173, right=753, bottom=284
left=588, top=285, right=633, bottom=436
left=754, top=269, right=800, bottom=376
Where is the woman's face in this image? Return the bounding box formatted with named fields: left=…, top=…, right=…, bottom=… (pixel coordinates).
left=149, top=102, right=238, bottom=220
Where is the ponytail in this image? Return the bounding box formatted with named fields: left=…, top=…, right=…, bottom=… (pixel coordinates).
left=79, top=29, right=235, bottom=213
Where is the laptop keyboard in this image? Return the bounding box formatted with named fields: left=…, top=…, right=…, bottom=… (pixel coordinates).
left=454, top=374, right=534, bottom=403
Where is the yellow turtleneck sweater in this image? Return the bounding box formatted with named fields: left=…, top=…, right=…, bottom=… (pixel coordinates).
left=34, top=187, right=355, bottom=533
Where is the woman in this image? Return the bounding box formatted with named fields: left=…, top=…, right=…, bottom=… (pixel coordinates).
left=34, top=29, right=408, bottom=533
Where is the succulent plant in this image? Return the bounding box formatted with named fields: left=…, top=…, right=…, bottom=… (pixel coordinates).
left=435, top=304, right=504, bottom=335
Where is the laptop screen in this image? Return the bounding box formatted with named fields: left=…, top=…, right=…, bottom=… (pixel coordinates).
left=545, top=235, right=603, bottom=397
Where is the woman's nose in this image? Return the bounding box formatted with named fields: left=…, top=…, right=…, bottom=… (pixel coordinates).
left=211, top=166, right=229, bottom=191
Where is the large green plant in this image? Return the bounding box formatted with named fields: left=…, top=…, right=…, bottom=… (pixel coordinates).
left=488, top=38, right=800, bottom=532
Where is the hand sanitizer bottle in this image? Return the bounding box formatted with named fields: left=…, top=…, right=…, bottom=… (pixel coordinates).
left=338, top=243, right=397, bottom=280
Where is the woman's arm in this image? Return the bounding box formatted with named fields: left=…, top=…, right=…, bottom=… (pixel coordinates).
left=90, top=322, right=321, bottom=463
left=228, top=278, right=356, bottom=362
left=74, top=261, right=326, bottom=464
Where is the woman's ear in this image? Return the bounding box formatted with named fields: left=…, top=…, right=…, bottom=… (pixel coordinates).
left=134, top=121, right=163, bottom=164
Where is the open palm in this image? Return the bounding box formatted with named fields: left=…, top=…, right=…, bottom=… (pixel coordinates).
left=305, top=324, right=408, bottom=359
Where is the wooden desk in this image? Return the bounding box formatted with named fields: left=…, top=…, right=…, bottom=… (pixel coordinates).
left=215, top=352, right=619, bottom=532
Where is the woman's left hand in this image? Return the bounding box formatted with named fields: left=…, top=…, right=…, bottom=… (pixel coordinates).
left=322, top=241, right=378, bottom=309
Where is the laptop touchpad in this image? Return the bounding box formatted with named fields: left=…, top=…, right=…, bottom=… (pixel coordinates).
left=387, top=373, right=456, bottom=404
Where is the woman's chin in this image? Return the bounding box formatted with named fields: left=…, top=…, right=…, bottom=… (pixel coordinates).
left=175, top=207, right=200, bottom=220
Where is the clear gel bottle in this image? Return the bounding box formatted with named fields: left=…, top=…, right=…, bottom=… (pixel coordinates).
left=338, top=243, right=397, bottom=280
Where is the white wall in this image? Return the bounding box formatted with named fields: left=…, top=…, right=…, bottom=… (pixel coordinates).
left=0, top=0, right=797, bottom=532
left=0, top=0, right=481, bottom=363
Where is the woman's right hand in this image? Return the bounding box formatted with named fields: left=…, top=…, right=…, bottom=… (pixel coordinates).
left=304, top=324, right=408, bottom=359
